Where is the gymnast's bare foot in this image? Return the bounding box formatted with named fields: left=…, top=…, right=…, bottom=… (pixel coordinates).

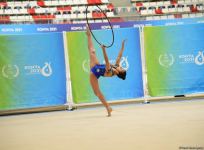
left=107, top=107, right=112, bottom=117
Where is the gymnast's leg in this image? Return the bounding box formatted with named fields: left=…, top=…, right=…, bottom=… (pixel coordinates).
left=86, top=25, right=112, bottom=116
left=86, top=24, right=99, bottom=68
left=90, top=73, right=112, bottom=117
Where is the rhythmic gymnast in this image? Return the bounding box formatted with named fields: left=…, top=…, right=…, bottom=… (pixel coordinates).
left=86, top=25, right=127, bottom=117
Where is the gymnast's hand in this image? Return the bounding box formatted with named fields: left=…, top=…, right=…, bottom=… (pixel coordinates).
left=100, top=45, right=106, bottom=49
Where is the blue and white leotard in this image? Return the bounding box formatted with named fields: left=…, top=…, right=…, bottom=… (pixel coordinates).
left=91, top=64, right=106, bottom=79
left=91, top=64, right=118, bottom=79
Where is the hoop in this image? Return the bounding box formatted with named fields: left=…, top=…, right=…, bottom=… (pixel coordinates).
left=85, top=5, right=115, bottom=48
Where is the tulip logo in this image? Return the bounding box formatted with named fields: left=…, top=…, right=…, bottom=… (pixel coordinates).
left=195, top=51, right=204, bottom=65
left=120, top=56, right=129, bottom=70
left=41, top=62, right=52, bottom=77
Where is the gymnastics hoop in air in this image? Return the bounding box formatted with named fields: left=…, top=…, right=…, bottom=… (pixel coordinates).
left=86, top=5, right=115, bottom=48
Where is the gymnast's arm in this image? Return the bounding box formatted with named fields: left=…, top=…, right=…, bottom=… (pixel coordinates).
left=115, top=40, right=126, bottom=66
left=101, top=45, right=111, bottom=71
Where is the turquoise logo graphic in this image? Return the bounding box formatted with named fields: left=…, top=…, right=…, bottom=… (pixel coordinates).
left=41, top=62, right=52, bottom=77
left=195, top=51, right=204, bottom=65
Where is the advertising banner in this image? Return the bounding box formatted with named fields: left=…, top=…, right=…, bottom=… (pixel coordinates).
left=0, top=33, right=66, bottom=110
left=144, top=23, right=204, bottom=96
left=66, top=27, right=144, bottom=104
left=0, top=17, right=204, bottom=34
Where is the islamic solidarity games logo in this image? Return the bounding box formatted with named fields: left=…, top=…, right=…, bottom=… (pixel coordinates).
left=159, top=53, right=174, bottom=68
left=40, top=62, right=52, bottom=77
left=2, top=64, right=20, bottom=79
left=24, top=62, right=52, bottom=77
left=195, top=51, right=204, bottom=65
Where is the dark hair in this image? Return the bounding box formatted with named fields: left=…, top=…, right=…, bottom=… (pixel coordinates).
left=117, top=70, right=126, bottom=80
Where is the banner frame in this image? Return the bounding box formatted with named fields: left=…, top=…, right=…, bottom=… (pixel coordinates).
left=139, top=26, right=150, bottom=103
left=63, top=31, right=74, bottom=110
